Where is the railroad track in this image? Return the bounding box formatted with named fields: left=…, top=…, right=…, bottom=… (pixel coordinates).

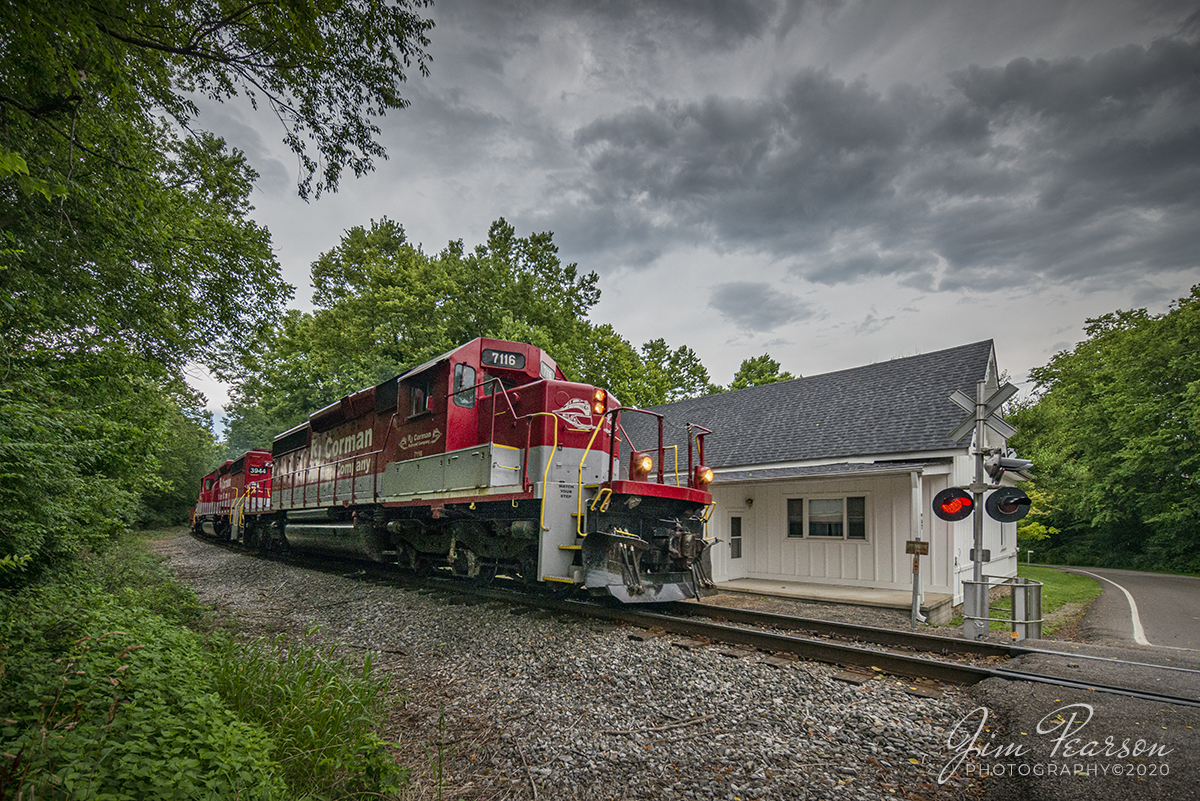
left=433, top=582, right=1200, bottom=708
left=203, top=535, right=1200, bottom=709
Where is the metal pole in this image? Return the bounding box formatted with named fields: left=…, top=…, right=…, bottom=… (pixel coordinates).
left=910, top=471, right=926, bottom=626
left=963, top=380, right=990, bottom=640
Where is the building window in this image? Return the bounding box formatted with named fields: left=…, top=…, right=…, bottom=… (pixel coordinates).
left=791, top=496, right=868, bottom=540
left=847, top=496, right=866, bottom=540
left=808, top=499, right=843, bottom=537
left=787, top=498, right=804, bottom=538
left=730, top=516, right=742, bottom=559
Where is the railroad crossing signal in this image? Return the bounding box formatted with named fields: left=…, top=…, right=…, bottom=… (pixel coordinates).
left=932, top=485, right=1032, bottom=522
left=932, top=487, right=974, bottom=521
left=948, top=382, right=1018, bottom=442
left=985, top=486, right=1032, bottom=523
left=945, top=379, right=1028, bottom=641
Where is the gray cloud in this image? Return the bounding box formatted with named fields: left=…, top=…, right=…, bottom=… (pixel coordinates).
left=708, top=281, right=814, bottom=331
left=435, top=0, right=818, bottom=55
left=854, top=310, right=894, bottom=336
left=555, top=33, right=1200, bottom=293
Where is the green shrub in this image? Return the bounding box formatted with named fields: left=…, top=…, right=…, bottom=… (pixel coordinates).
left=210, top=628, right=408, bottom=800
left=84, top=531, right=207, bottom=628
left=0, top=537, right=406, bottom=801
left=0, top=587, right=285, bottom=800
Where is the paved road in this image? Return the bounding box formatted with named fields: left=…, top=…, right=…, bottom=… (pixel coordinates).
left=1063, top=565, right=1200, bottom=649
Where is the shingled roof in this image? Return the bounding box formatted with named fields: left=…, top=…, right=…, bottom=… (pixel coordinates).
left=621, top=340, right=997, bottom=469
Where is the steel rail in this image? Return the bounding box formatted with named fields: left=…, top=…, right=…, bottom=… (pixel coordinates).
left=664, top=599, right=1200, bottom=677
left=408, top=579, right=1200, bottom=707
left=662, top=600, right=1013, bottom=659
left=196, top=535, right=1200, bottom=709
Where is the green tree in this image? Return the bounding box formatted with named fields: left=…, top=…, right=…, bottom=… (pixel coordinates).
left=226, top=218, right=723, bottom=441
left=638, top=339, right=719, bottom=405
left=226, top=219, right=606, bottom=446
left=0, top=0, right=433, bottom=573
left=139, top=388, right=223, bottom=527
left=1010, top=286, right=1200, bottom=572
left=2, top=0, right=433, bottom=201
left=728, top=354, right=796, bottom=390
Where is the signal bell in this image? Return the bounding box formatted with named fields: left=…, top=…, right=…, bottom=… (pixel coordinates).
left=932, top=487, right=974, bottom=522
left=985, top=487, right=1032, bottom=523
left=984, top=451, right=1034, bottom=483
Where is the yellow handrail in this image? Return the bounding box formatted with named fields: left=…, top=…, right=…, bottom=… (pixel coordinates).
left=522, top=412, right=559, bottom=532
left=664, top=444, right=680, bottom=486
left=575, top=419, right=608, bottom=537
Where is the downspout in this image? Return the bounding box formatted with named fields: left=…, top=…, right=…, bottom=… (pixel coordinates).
left=910, top=469, right=927, bottom=625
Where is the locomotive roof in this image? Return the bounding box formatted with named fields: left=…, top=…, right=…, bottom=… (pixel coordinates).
left=621, top=340, right=998, bottom=470
left=271, top=337, right=562, bottom=450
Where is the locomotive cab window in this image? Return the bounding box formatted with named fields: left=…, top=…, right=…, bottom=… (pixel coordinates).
left=482, top=373, right=520, bottom=396
left=408, top=375, right=434, bottom=418
left=453, top=363, right=476, bottom=409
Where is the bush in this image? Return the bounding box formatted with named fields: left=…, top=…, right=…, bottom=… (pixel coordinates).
left=0, top=586, right=285, bottom=800
left=0, top=534, right=407, bottom=800
left=211, top=629, right=408, bottom=800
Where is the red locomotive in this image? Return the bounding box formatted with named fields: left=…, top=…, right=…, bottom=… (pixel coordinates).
left=194, top=337, right=716, bottom=602
left=192, top=449, right=273, bottom=540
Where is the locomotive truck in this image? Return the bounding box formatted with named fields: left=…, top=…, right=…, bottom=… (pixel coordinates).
left=194, top=337, right=717, bottom=603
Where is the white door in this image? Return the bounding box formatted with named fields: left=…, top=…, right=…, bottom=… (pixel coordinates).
left=726, top=513, right=747, bottom=580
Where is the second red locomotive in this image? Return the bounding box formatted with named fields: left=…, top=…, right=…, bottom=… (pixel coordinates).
left=195, top=337, right=717, bottom=602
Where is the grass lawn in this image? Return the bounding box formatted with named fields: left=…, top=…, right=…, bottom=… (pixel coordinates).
left=986, top=564, right=1104, bottom=634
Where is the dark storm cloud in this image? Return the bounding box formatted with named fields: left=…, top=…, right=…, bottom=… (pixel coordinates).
left=562, top=33, right=1200, bottom=290
left=435, top=0, right=816, bottom=54
left=708, top=281, right=814, bottom=331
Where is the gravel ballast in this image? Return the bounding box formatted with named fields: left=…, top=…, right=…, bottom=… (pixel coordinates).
left=153, top=530, right=983, bottom=800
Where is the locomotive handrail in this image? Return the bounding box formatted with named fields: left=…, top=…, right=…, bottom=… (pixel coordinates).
left=574, top=418, right=609, bottom=537
left=273, top=449, right=383, bottom=509
left=663, top=444, right=680, bottom=487
left=606, top=407, right=665, bottom=486
left=518, top=412, right=558, bottom=531
left=687, top=424, right=712, bottom=489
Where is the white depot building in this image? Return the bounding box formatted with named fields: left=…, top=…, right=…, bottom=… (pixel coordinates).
left=624, top=341, right=1023, bottom=623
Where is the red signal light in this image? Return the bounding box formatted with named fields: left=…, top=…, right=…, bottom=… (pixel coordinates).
left=941, top=497, right=971, bottom=515
left=932, top=487, right=974, bottom=522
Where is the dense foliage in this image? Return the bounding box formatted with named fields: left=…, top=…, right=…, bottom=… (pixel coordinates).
left=225, top=218, right=720, bottom=452
left=1010, top=286, right=1200, bottom=573
left=1, top=0, right=433, bottom=574
left=0, top=534, right=403, bottom=800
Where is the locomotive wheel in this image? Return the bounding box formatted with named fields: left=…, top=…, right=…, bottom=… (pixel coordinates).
left=399, top=542, right=433, bottom=576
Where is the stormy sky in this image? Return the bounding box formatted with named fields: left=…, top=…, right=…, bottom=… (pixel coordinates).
left=191, top=0, right=1200, bottom=411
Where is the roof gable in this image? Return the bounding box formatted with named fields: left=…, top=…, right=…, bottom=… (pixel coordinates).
left=622, top=340, right=997, bottom=469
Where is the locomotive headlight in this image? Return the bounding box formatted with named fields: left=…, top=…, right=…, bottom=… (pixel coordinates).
left=593, top=401, right=606, bottom=415
left=630, top=451, right=653, bottom=480
left=693, top=465, right=714, bottom=487
left=593, top=388, right=607, bottom=403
